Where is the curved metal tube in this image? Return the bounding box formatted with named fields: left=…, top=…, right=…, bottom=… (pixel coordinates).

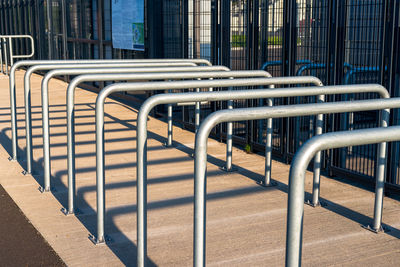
left=0, top=35, right=35, bottom=59
left=41, top=65, right=225, bottom=193
left=261, top=59, right=312, bottom=71
left=99, top=81, right=382, bottom=266
left=23, top=62, right=197, bottom=175
left=94, top=74, right=297, bottom=244
left=0, top=35, right=35, bottom=74
left=194, top=94, right=393, bottom=267
left=286, top=125, right=399, bottom=267
left=135, top=78, right=331, bottom=266
left=8, top=58, right=211, bottom=161
left=60, top=66, right=231, bottom=211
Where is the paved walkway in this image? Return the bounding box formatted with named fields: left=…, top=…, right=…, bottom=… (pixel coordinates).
left=0, top=70, right=400, bottom=266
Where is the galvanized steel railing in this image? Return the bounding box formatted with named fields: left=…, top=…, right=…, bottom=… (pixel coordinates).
left=136, top=84, right=390, bottom=267
left=8, top=59, right=211, bottom=163
left=193, top=92, right=393, bottom=267
left=286, top=121, right=400, bottom=266
left=37, top=64, right=225, bottom=193
left=66, top=69, right=289, bottom=215
left=94, top=73, right=314, bottom=245
left=0, top=35, right=35, bottom=75
left=39, top=66, right=230, bottom=211
left=23, top=62, right=204, bottom=176
left=4, top=57, right=397, bottom=266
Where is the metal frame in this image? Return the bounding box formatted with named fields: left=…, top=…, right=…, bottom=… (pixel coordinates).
left=261, top=60, right=312, bottom=71
left=8, top=59, right=212, bottom=163
left=194, top=95, right=396, bottom=267
left=43, top=66, right=233, bottom=208
left=0, top=35, right=34, bottom=74
left=22, top=62, right=202, bottom=176
left=93, top=76, right=325, bottom=246
left=65, top=69, right=288, bottom=215
left=136, top=84, right=387, bottom=266
left=286, top=125, right=400, bottom=267
left=39, top=66, right=231, bottom=197
left=2, top=1, right=398, bottom=189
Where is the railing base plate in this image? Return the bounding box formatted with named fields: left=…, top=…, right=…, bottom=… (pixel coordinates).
left=163, top=142, right=176, bottom=148
left=257, top=180, right=278, bottom=187
left=219, top=166, right=238, bottom=172
left=305, top=199, right=327, bottom=208
left=88, top=234, right=112, bottom=245
left=61, top=207, right=82, bottom=216
left=38, top=186, right=56, bottom=193
left=361, top=224, right=386, bottom=233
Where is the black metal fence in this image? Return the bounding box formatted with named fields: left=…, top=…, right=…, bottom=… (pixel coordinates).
left=1, top=0, right=400, bottom=190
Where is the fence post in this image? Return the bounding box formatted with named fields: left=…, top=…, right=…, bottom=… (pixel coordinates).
left=385, top=0, right=400, bottom=184
left=46, top=0, right=53, bottom=59
left=282, top=0, right=297, bottom=162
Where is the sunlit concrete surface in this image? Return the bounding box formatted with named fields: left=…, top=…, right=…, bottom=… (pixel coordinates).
left=0, top=69, right=400, bottom=266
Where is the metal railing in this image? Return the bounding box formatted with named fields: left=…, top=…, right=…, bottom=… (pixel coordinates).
left=93, top=73, right=295, bottom=245
left=135, top=83, right=388, bottom=267
left=22, top=62, right=200, bottom=176
left=39, top=66, right=231, bottom=205
left=37, top=64, right=226, bottom=194
left=8, top=59, right=210, bottom=163
left=3, top=57, right=397, bottom=266
left=120, top=76, right=325, bottom=265
left=0, top=35, right=34, bottom=75
left=194, top=94, right=395, bottom=267
left=65, top=69, right=288, bottom=215
left=286, top=117, right=400, bottom=266
left=8, top=58, right=211, bottom=163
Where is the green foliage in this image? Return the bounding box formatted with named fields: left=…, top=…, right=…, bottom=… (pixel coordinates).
left=244, top=143, right=252, bottom=154
left=231, top=35, right=301, bottom=47
left=232, top=35, right=283, bottom=47
left=232, top=35, right=246, bottom=47
left=268, top=36, right=282, bottom=45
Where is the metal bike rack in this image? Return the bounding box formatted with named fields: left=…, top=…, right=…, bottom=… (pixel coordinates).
left=293, top=63, right=357, bottom=150
left=66, top=68, right=287, bottom=215
left=92, top=76, right=324, bottom=245
left=286, top=118, right=400, bottom=267
left=8, top=59, right=211, bottom=163
left=97, top=80, right=385, bottom=265
left=344, top=66, right=380, bottom=85
left=192, top=89, right=392, bottom=267
left=134, top=77, right=364, bottom=266
left=261, top=60, right=312, bottom=71
left=38, top=66, right=229, bottom=196
left=0, top=35, right=35, bottom=75
left=92, top=73, right=306, bottom=244
left=21, top=62, right=202, bottom=175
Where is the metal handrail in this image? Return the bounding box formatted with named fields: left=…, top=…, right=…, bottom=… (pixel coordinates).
left=22, top=62, right=199, bottom=176
left=64, top=68, right=285, bottom=215
left=40, top=66, right=231, bottom=206
left=8, top=59, right=212, bottom=162
left=286, top=124, right=400, bottom=267
left=135, top=83, right=390, bottom=267
left=193, top=92, right=393, bottom=267
left=40, top=65, right=225, bottom=194
left=261, top=59, right=312, bottom=71
left=295, top=62, right=354, bottom=76
left=93, top=76, right=322, bottom=246
left=0, top=35, right=35, bottom=75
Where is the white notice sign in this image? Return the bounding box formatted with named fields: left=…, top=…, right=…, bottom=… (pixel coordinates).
left=112, top=0, right=144, bottom=51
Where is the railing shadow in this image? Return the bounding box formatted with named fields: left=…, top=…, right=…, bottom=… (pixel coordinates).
left=0, top=101, right=399, bottom=266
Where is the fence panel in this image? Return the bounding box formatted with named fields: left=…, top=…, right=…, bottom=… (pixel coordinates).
left=1, top=0, right=400, bottom=190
